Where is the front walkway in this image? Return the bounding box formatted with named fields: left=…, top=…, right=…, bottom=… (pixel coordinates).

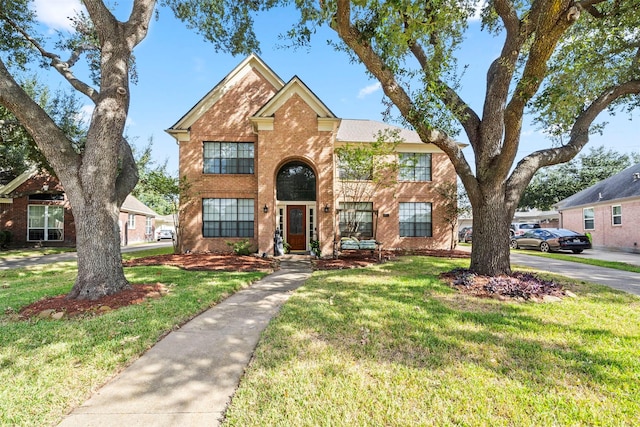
left=58, top=256, right=312, bottom=426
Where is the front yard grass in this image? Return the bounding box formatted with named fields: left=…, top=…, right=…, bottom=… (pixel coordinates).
left=224, top=256, right=640, bottom=426
left=0, top=247, right=268, bottom=426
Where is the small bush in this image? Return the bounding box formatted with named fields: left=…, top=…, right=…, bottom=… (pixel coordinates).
left=227, top=239, right=253, bottom=256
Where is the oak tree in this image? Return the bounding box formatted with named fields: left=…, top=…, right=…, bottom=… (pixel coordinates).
left=293, top=0, right=640, bottom=275
left=0, top=0, right=267, bottom=299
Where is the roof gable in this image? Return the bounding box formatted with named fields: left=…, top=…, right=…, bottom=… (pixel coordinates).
left=556, top=162, right=640, bottom=209
left=167, top=53, right=285, bottom=133
left=252, top=76, right=336, bottom=119
left=0, top=168, right=37, bottom=196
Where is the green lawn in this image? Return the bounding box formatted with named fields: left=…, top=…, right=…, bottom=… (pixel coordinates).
left=223, top=256, right=640, bottom=426
left=0, top=248, right=268, bottom=426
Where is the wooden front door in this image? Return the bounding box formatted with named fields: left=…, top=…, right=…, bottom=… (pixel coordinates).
left=286, top=205, right=306, bottom=251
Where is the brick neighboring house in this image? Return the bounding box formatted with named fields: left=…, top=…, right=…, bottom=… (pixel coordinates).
left=166, top=54, right=458, bottom=257
left=0, top=170, right=157, bottom=248
left=555, top=163, right=640, bottom=253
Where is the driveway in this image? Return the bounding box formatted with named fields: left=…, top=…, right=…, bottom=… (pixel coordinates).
left=0, top=241, right=173, bottom=270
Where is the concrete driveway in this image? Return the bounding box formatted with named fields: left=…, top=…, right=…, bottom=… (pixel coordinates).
left=0, top=241, right=173, bottom=270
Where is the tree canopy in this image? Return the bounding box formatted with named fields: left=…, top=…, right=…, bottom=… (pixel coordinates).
left=519, top=146, right=640, bottom=211
left=288, top=0, right=640, bottom=275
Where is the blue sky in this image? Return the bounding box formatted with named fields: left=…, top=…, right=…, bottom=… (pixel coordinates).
left=32, top=1, right=639, bottom=174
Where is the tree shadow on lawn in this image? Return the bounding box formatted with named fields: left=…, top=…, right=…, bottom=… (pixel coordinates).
left=267, top=258, right=638, bottom=399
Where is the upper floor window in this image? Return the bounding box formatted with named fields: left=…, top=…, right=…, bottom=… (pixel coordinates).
left=399, top=202, right=432, bottom=237
left=336, top=154, right=373, bottom=181
left=204, top=142, right=254, bottom=174
left=612, top=205, right=622, bottom=226
left=583, top=207, right=595, bottom=230
left=399, top=153, right=431, bottom=181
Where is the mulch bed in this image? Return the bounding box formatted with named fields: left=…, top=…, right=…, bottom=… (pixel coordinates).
left=16, top=249, right=568, bottom=320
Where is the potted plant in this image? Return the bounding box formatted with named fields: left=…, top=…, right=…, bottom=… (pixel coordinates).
left=310, top=239, right=320, bottom=257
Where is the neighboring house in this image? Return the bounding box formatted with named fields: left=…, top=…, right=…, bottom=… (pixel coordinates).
left=166, top=54, right=458, bottom=257
left=0, top=170, right=157, bottom=248
left=555, top=163, right=640, bottom=253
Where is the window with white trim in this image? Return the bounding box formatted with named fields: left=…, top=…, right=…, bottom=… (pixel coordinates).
left=612, top=205, right=622, bottom=226
left=583, top=207, right=595, bottom=230
left=399, top=153, right=432, bottom=181
left=203, top=142, right=254, bottom=174
left=128, top=213, right=135, bottom=229
left=203, top=198, right=254, bottom=237
left=28, top=205, right=64, bottom=241
left=399, top=202, right=432, bottom=237
left=146, top=217, right=153, bottom=236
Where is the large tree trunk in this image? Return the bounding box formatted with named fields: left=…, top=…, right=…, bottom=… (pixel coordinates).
left=67, top=198, right=130, bottom=300
left=469, top=188, right=514, bottom=276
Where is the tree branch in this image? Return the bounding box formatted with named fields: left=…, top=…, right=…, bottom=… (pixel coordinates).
left=0, top=11, right=99, bottom=102
left=408, top=42, right=481, bottom=148
left=0, top=59, right=81, bottom=175
left=506, top=79, right=640, bottom=207
left=331, top=0, right=477, bottom=194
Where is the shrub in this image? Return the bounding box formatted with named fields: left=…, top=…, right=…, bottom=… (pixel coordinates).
left=227, top=239, right=253, bottom=256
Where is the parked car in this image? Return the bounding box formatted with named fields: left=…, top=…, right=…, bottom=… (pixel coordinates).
left=463, top=228, right=472, bottom=243
left=510, top=222, right=541, bottom=237
left=156, top=230, right=174, bottom=241
left=509, top=228, right=591, bottom=253
left=458, top=226, right=472, bottom=242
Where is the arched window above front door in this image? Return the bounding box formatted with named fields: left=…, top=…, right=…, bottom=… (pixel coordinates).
left=276, top=162, right=316, bottom=201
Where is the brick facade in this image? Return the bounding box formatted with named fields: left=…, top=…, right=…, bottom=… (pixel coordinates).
left=0, top=172, right=156, bottom=248
left=559, top=199, right=640, bottom=253
left=168, top=54, right=458, bottom=257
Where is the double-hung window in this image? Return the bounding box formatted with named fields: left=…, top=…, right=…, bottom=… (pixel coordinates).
left=204, top=142, right=254, bottom=174
left=399, top=202, right=432, bottom=237
left=28, top=205, right=64, bottom=241
left=339, top=202, right=373, bottom=238
left=583, top=207, right=595, bottom=230
left=128, top=213, right=135, bottom=229
left=399, top=153, right=431, bottom=181
left=612, top=205, right=622, bottom=226
left=203, top=198, right=254, bottom=237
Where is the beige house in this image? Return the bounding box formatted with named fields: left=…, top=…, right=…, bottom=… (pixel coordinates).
left=166, top=54, right=457, bottom=257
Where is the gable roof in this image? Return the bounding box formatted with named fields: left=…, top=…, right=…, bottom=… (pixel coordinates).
left=166, top=53, right=285, bottom=135
left=252, top=76, right=336, bottom=119
left=555, top=162, right=640, bottom=210
left=121, top=195, right=158, bottom=217
left=0, top=168, right=38, bottom=197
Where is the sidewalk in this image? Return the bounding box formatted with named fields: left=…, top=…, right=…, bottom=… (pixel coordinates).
left=57, top=256, right=312, bottom=427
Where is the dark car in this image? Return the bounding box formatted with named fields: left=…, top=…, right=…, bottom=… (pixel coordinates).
left=510, top=228, right=591, bottom=253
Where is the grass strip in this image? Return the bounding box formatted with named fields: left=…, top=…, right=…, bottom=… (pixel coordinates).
left=224, top=256, right=640, bottom=426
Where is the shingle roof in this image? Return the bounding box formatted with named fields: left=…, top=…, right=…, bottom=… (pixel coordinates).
left=555, top=162, right=640, bottom=210
left=336, top=119, right=423, bottom=143
left=121, top=195, right=158, bottom=217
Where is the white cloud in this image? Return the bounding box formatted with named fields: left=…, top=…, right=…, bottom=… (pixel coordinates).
left=32, top=0, right=84, bottom=32
left=357, top=82, right=381, bottom=99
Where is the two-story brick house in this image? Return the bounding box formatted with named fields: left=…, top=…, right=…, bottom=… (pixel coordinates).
left=166, top=54, right=457, bottom=257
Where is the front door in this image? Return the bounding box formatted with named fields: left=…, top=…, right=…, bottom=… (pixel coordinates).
left=287, top=205, right=306, bottom=251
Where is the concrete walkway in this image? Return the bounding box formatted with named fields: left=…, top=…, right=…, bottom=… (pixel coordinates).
left=57, top=256, right=312, bottom=427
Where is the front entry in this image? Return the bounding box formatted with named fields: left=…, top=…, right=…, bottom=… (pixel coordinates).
left=286, top=205, right=306, bottom=251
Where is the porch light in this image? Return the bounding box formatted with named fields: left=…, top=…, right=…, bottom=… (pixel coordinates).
left=323, top=204, right=330, bottom=213
left=263, top=204, right=269, bottom=213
